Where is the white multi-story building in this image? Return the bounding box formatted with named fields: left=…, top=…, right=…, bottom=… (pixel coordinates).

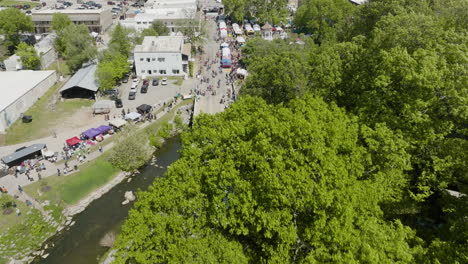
left=134, top=36, right=191, bottom=77
left=121, top=6, right=197, bottom=33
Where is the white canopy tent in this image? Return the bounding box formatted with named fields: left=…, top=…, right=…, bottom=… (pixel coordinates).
left=124, top=112, right=141, bottom=121
left=109, top=118, right=127, bottom=128
left=236, top=36, right=246, bottom=43
left=222, top=47, right=231, bottom=57
left=220, top=42, right=229, bottom=48
left=232, top=23, right=243, bottom=35
left=92, top=100, right=114, bottom=114
left=236, top=68, right=248, bottom=77
left=253, top=24, right=261, bottom=32
left=220, top=29, right=228, bottom=38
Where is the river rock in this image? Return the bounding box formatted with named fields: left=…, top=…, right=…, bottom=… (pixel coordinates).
left=121, top=200, right=129, bottom=205
left=127, top=178, right=132, bottom=183
left=44, top=244, right=48, bottom=249
left=124, top=191, right=136, bottom=202
left=42, top=253, right=49, bottom=259
left=70, top=221, right=75, bottom=226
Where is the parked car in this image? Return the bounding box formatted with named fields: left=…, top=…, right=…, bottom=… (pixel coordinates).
left=104, top=88, right=119, bottom=96
left=128, top=91, right=136, bottom=100
left=107, top=1, right=115, bottom=5
left=161, top=78, right=168, bottom=85
left=141, top=84, right=148, bottom=93
left=122, top=75, right=129, bottom=83
left=41, top=2, right=46, bottom=6
left=152, top=78, right=159, bottom=86
left=131, top=79, right=139, bottom=89
left=142, top=79, right=149, bottom=85
left=115, top=98, right=123, bottom=108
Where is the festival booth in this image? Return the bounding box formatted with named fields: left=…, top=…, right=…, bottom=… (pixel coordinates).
left=82, top=128, right=101, bottom=139
left=1, top=144, right=47, bottom=167
left=245, top=23, right=254, bottom=36
left=92, top=100, right=114, bottom=114
left=136, top=104, right=152, bottom=114
left=125, top=112, right=141, bottom=121
left=236, top=68, right=248, bottom=79
left=219, top=21, right=227, bottom=31
left=109, top=118, right=126, bottom=129
left=253, top=24, right=261, bottom=32
left=236, top=36, right=246, bottom=45
left=66, top=137, right=81, bottom=147
left=220, top=29, right=228, bottom=39
left=232, top=23, right=243, bottom=35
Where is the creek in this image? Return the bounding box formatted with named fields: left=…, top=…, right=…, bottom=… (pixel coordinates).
left=32, top=137, right=181, bottom=264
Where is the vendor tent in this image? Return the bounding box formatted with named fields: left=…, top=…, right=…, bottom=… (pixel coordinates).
left=220, top=42, right=229, bottom=48
left=109, top=118, right=126, bottom=128
left=92, top=100, right=114, bottom=114
left=66, top=137, right=81, bottom=146
left=236, top=36, right=246, bottom=43
left=236, top=68, right=248, bottom=77
left=2, top=144, right=46, bottom=167
left=42, top=150, right=55, bottom=157
left=125, top=112, right=141, bottom=121
left=232, top=23, right=242, bottom=35
left=136, top=104, right=152, bottom=114
left=219, top=21, right=227, bottom=30
left=220, top=29, right=228, bottom=39
left=253, top=24, right=261, bottom=32
left=82, top=128, right=101, bottom=139
left=96, top=125, right=112, bottom=134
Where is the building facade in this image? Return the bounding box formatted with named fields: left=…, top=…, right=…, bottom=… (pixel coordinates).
left=0, top=71, right=57, bottom=132
left=134, top=36, right=191, bottom=77
left=121, top=7, right=197, bottom=33
left=31, top=9, right=113, bottom=34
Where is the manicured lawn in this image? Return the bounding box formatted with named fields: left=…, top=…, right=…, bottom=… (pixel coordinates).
left=0, top=0, right=39, bottom=10
left=24, top=154, right=118, bottom=205
left=0, top=195, right=29, bottom=231
left=4, top=82, right=93, bottom=145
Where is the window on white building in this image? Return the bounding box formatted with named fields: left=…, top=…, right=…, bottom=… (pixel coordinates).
left=154, top=69, right=157, bottom=73
left=152, top=58, right=156, bottom=61
left=159, top=70, right=166, bottom=74
left=143, top=21, right=147, bottom=24
left=140, top=58, right=144, bottom=61
left=142, top=70, right=145, bottom=73
left=158, top=58, right=165, bottom=62
left=172, top=69, right=179, bottom=74
left=147, top=58, right=150, bottom=62
left=137, top=22, right=141, bottom=24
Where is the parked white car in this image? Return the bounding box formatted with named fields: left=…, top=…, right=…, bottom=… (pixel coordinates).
left=161, top=78, right=168, bottom=85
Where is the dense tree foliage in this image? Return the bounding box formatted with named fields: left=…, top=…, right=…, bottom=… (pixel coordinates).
left=51, top=13, right=72, bottom=33
left=113, top=96, right=425, bottom=263
left=140, top=20, right=170, bottom=40
left=223, top=0, right=289, bottom=24
left=15, top=42, right=40, bottom=70
left=238, top=1, right=468, bottom=262
left=96, top=24, right=132, bottom=91
left=113, top=0, right=467, bottom=262
left=294, top=0, right=356, bottom=43
left=108, top=126, right=152, bottom=172
left=56, top=24, right=97, bottom=72
left=0, top=8, right=34, bottom=50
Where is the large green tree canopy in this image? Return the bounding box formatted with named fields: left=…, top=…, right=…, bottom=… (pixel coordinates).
left=113, top=96, right=423, bottom=263
left=0, top=8, right=34, bottom=49
left=223, top=0, right=289, bottom=24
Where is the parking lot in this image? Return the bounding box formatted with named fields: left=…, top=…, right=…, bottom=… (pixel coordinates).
left=102, top=76, right=194, bottom=118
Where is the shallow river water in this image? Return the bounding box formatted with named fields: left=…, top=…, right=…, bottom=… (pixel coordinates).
left=33, top=138, right=181, bottom=264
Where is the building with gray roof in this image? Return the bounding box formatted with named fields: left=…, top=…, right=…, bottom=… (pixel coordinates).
left=60, top=64, right=98, bottom=99
left=0, top=70, right=57, bottom=132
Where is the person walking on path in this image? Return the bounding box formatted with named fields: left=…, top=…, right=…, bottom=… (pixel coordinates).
left=99, top=146, right=103, bottom=153
left=18, top=185, right=23, bottom=193
left=57, top=168, right=61, bottom=176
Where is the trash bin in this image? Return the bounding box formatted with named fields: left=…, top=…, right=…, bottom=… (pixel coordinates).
left=22, top=115, right=32, bottom=123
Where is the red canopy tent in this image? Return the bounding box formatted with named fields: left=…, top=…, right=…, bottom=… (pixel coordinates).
left=66, top=137, right=81, bottom=146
